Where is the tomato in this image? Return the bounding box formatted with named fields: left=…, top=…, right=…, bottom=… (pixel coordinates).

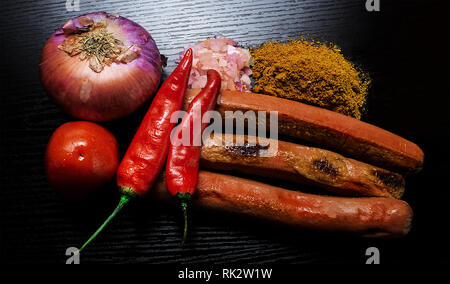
left=45, top=121, right=119, bottom=199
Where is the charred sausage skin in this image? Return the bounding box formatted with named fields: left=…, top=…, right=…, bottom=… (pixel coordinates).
left=200, top=134, right=405, bottom=199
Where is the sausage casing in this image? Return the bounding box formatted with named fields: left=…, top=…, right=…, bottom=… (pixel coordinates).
left=154, top=171, right=413, bottom=238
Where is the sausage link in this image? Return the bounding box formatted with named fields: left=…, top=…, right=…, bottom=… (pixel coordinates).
left=184, top=89, right=424, bottom=174
left=154, top=171, right=413, bottom=238
left=200, top=134, right=405, bottom=198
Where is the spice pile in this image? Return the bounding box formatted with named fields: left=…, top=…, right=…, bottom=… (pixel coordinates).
left=250, top=40, right=370, bottom=119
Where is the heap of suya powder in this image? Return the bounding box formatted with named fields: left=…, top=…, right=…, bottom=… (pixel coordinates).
left=250, top=40, right=370, bottom=119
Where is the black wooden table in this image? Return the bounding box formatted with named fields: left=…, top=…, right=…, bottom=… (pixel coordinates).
left=1, top=0, right=448, bottom=265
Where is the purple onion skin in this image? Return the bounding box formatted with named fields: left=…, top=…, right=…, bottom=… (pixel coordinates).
left=40, top=12, right=163, bottom=121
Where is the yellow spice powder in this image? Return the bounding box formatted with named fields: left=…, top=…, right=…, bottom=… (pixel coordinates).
left=250, top=40, right=370, bottom=119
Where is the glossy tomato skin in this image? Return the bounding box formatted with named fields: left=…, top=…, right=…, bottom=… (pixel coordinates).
left=45, top=121, right=119, bottom=199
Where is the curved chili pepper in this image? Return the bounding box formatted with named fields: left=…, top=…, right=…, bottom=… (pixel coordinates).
left=79, top=49, right=193, bottom=252
left=165, top=69, right=221, bottom=246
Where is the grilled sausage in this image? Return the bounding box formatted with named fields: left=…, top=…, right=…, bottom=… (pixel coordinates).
left=153, top=171, right=413, bottom=238
left=184, top=89, right=424, bottom=174
left=200, top=134, right=405, bottom=199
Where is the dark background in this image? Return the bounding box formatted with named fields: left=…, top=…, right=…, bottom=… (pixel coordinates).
left=0, top=0, right=448, bottom=264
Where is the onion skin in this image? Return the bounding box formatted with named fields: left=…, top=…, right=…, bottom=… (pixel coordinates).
left=40, top=12, right=163, bottom=121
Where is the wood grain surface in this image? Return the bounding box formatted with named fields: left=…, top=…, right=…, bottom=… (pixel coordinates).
left=1, top=0, right=448, bottom=264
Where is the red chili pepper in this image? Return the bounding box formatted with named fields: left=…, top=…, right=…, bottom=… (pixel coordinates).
left=165, top=69, right=221, bottom=246
left=79, top=49, right=193, bottom=252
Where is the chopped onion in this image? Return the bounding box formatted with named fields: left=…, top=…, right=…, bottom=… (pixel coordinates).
left=179, top=38, right=252, bottom=91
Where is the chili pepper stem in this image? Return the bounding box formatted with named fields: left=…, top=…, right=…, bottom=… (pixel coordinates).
left=78, top=194, right=131, bottom=253
left=176, top=193, right=192, bottom=247
left=180, top=201, right=188, bottom=247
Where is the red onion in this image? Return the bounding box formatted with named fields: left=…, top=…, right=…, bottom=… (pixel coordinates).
left=40, top=12, right=165, bottom=121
